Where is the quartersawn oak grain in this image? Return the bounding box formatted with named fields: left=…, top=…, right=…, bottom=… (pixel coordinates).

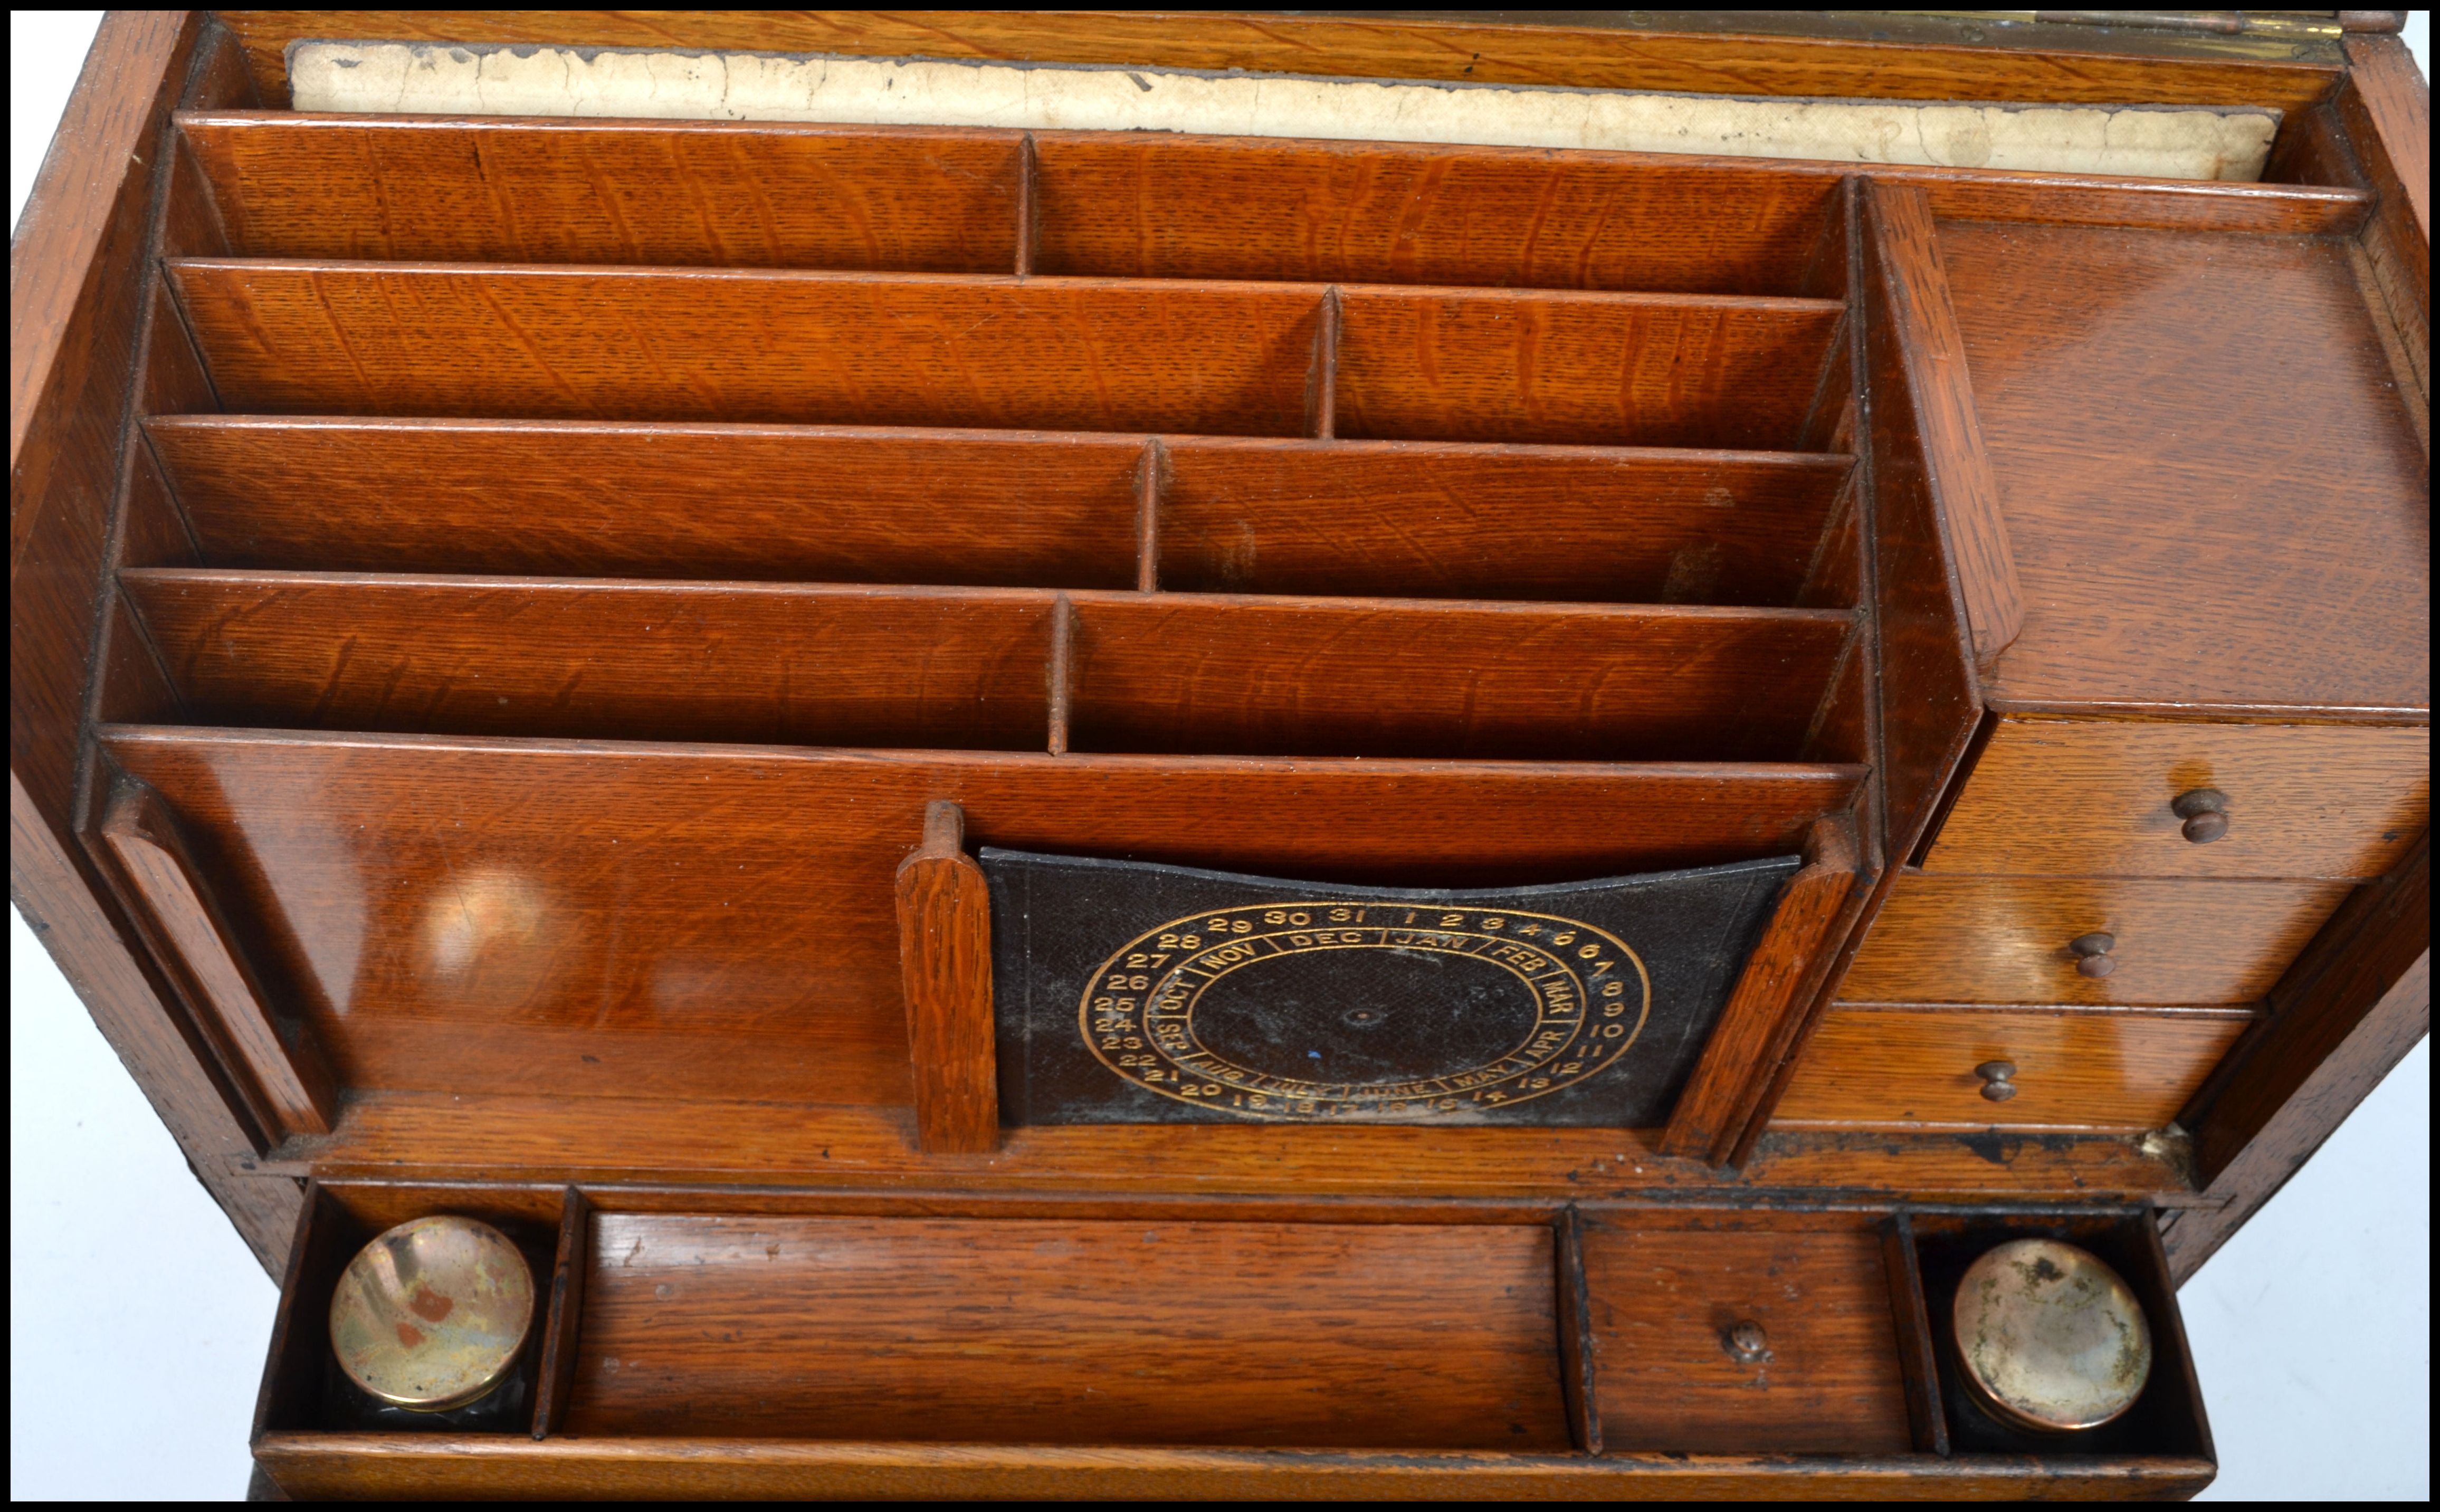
left=1923, top=716, right=2431, bottom=879
left=565, top=1213, right=1569, bottom=1448
left=145, top=417, right=1852, bottom=606
left=100, top=724, right=1857, bottom=1109
left=1332, top=286, right=1843, bottom=449
left=165, top=262, right=1327, bottom=435
left=1773, top=1006, right=2252, bottom=1131
left=1942, top=219, right=2431, bottom=717
left=123, top=570, right=1061, bottom=751
left=1842, top=874, right=2352, bottom=1007
left=1580, top=1211, right=1912, bottom=1454
left=178, top=113, right=1024, bottom=272
left=1066, top=593, right=1854, bottom=761
left=1862, top=182, right=2022, bottom=674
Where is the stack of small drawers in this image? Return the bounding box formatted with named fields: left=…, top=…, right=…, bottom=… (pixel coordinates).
left=1778, top=717, right=2429, bottom=1134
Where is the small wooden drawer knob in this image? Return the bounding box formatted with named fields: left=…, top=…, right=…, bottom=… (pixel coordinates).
left=2172, top=788, right=2232, bottom=844
left=1975, top=1059, right=2019, bottom=1102
left=2069, top=932, right=2117, bottom=978
left=1722, top=1319, right=1771, bottom=1363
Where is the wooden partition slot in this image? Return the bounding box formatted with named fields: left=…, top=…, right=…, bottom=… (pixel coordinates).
left=1334, top=288, right=1844, bottom=449
left=99, top=778, right=338, bottom=1139
left=531, top=1188, right=593, bottom=1440
left=145, top=418, right=1146, bottom=587
left=100, top=726, right=1860, bottom=1107
left=1032, top=134, right=1839, bottom=294
left=562, top=1213, right=1569, bottom=1447
left=1067, top=594, right=1854, bottom=761
left=122, top=571, right=1059, bottom=750
left=894, top=801, right=999, bottom=1154
left=178, top=113, right=1024, bottom=272
left=1579, top=1211, right=1914, bottom=1454
left=1158, top=439, right=1852, bottom=604
left=165, top=262, right=1324, bottom=434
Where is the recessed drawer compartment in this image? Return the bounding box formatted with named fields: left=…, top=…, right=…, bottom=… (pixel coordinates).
left=1842, top=874, right=2349, bottom=1005
left=1772, top=1006, right=2253, bottom=1130
left=1923, top=717, right=2428, bottom=879
left=1580, top=1212, right=1912, bottom=1453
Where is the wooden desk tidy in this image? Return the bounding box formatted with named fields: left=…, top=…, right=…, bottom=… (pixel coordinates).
left=11, top=10, right=2425, bottom=1500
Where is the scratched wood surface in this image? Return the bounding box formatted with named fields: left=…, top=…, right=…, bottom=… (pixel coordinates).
left=1774, top=1005, right=2253, bottom=1131
left=100, top=725, right=1856, bottom=1107
left=179, top=113, right=1025, bottom=271
left=1923, top=717, right=2432, bottom=879
left=564, top=1214, right=1568, bottom=1447
left=1843, top=874, right=2352, bottom=1007
left=1941, top=219, right=2430, bottom=717
left=210, top=8, right=2343, bottom=116
left=1580, top=1211, right=1912, bottom=1454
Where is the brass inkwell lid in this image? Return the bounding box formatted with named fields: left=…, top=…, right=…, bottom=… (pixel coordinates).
left=1952, top=1238, right=2153, bottom=1432
left=328, top=1216, right=536, bottom=1411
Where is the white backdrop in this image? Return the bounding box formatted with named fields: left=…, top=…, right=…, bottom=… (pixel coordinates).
left=9, top=9, right=2429, bottom=1498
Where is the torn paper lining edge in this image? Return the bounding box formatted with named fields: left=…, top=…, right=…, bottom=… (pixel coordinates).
left=288, top=41, right=2279, bottom=183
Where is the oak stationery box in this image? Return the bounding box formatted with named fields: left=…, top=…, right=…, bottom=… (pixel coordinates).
left=11, top=9, right=2426, bottom=1500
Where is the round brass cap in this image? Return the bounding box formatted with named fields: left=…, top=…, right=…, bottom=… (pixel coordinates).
left=329, top=1216, right=535, bottom=1411
left=1952, top=1238, right=2152, bottom=1432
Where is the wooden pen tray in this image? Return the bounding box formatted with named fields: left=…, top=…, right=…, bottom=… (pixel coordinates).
left=251, top=1182, right=2213, bottom=1499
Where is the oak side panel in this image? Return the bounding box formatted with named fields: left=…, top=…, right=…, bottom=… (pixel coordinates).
left=1581, top=1211, right=1912, bottom=1454
left=167, top=262, right=1326, bottom=436
left=565, top=1214, right=1568, bottom=1448
left=101, top=726, right=1855, bottom=1108
left=1942, top=220, right=2430, bottom=717
left=1843, top=875, right=2351, bottom=1007
left=1333, top=288, right=1841, bottom=449
left=1923, top=717, right=2430, bottom=879
left=179, top=113, right=1023, bottom=271
left=1066, top=595, right=1852, bottom=762
left=2166, top=835, right=2429, bottom=1279
left=1861, top=182, right=2022, bottom=673
left=1774, top=1006, right=2252, bottom=1131
left=2337, top=34, right=2430, bottom=402
left=144, top=417, right=1144, bottom=588
left=125, top=571, right=1059, bottom=751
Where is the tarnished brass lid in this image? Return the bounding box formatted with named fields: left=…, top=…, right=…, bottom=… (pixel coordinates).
left=1952, top=1238, right=2152, bottom=1432
left=329, top=1216, right=535, bottom=1411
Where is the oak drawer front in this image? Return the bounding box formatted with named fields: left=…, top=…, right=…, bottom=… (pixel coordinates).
left=1842, top=874, right=2349, bottom=1005
left=1581, top=1213, right=1911, bottom=1454
left=1772, top=1006, right=2250, bottom=1130
left=1924, top=717, right=2428, bottom=880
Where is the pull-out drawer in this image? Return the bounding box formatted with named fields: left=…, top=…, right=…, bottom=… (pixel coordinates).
left=1843, top=875, right=2349, bottom=1005
left=1923, top=718, right=2428, bottom=880
left=248, top=1184, right=2215, bottom=1498
left=1773, top=1006, right=2254, bottom=1130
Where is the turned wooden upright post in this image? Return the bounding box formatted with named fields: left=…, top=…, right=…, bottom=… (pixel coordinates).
left=894, top=801, right=1000, bottom=1152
